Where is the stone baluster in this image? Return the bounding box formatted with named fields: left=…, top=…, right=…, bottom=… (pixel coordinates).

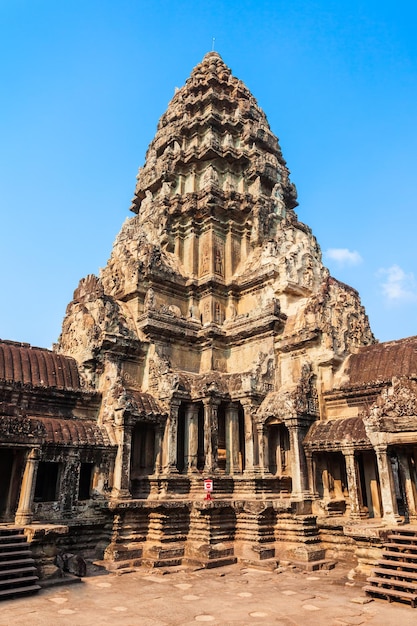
left=225, top=402, right=240, bottom=474
left=15, top=448, right=40, bottom=526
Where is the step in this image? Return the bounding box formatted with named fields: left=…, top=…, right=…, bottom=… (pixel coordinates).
left=0, top=566, right=37, bottom=580
left=380, top=557, right=417, bottom=571
left=0, top=575, right=39, bottom=589
left=373, top=567, right=417, bottom=581
left=367, top=576, right=417, bottom=592
left=0, top=558, right=35, bottom=571
left=383, top=542, right=417, bottom=552
left=0, top=533, right=26, bottom=545
left=0, top=542, right=30, bottom=553
left=0, top=550, right=32, bottom=561
left=364, top=584, right=417, bottom=607
left=0, top=528, right=24, bottom=537
left=0, top=584, right=41, bottom=601
left=388, top=530, right=417, bottom=541
left=389, top=534, right=417, bottom=542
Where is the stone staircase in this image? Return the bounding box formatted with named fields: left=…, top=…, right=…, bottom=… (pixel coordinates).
left=0, top=527, right=40, bottom=601
left=364, top=528, right=417, bottom=608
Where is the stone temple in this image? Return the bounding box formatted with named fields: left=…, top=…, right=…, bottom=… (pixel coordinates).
left=1, top=52, right=417, bottom=599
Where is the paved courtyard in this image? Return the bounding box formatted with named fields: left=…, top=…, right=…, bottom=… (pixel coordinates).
left=0, top=563, right=416, bottom=626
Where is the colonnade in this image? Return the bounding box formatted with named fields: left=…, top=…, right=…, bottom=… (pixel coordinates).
left=306, top=444, right=417, bottom=523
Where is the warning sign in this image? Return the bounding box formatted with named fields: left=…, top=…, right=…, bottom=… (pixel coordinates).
left=204, top=479, right=213, bottom=492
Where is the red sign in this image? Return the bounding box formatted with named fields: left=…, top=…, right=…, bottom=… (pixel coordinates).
left=204, top=479, right=213, bottom=492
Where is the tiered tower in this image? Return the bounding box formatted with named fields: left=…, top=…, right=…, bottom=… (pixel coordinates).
left=58, top=52, right=374, bottom=569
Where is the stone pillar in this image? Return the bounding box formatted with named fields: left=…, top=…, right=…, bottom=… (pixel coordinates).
left=225, top=402, right=240, bottom=474
left=111, top=420, right=132, bottom=499
left=203, top=398, right=219, bottom=474
left=163, top=401, right=180, bottom=474
left=288, top=423, right=309, bottom=499
left=225, top=223, right=233, bottom=280
left=15, top=448, right=40, bottom=526
left=154, top=424, right=164, bottom=476
left=184, top=403, right=199, bottom=472
left=305, top=450, right=317, bottom=497
left=397, top=449, right=417, bottom=520
left=374, top=444, right=400, bottom=523
left=187, top=227, right=198, bottom=277
left=256, top=423, right=268, bottom=474
left=241, top=401, right=256, bottom=474
left=62, top=449, right=80, bottom=516
left=343, top=448, right=362, bottom=519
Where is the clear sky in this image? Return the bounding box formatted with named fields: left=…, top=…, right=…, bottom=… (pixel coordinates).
left=1, top=0, right=416, bottom=348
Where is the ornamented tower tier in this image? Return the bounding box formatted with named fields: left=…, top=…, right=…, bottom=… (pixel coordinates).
left=130, top=51, right=298, bottom=255
left=58, top=52, right=374, bottom=405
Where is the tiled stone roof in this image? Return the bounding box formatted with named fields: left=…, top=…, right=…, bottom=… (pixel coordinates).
left=0, top=340, right=81, bottom=390
left=29, top=417, right=113, bottom=447
left=126, top=391, right=164, bottom=416
left=343, top=336, right=417, bottom=387
left=304, top=417, right=371, bottom=450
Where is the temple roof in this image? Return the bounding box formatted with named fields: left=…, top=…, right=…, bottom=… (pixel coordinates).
left=340, top=336, right=417, bottom=388
left=130, top=51, right=298, bottom=238
left=0, top=339, right=81, bottom=390
left=303, top=417, right=371, bottom=450
left=30, top=416, right=114, bottom=447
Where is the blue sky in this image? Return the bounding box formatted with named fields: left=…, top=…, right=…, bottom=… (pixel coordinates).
left=1, top=0, right=416, bottom=348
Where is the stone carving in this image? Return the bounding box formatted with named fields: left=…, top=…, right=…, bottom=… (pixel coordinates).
left=0, top=416, right=46, bottom=441
left=366, top=378, right=417, bottom=431
left=214, top=238, right=224, bottom=277
left=144, top=288, right=155, bottom=311
left=304, top=276, right=374, bottom=355
left=200, top=241, right=210, bottom=275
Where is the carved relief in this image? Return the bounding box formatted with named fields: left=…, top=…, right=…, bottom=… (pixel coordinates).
left=200, top=241, right=210, bottom=276
left=214, top=237, right=224, bottom=277
left=366, top=378, right=417, bottom=431
left=214, top=301, right=224, bottom=324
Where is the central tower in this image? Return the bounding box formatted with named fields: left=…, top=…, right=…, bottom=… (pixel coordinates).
left=57, top=52, right=374, bottom=569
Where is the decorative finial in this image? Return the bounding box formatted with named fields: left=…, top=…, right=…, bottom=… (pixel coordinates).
left=212, top=37, right=215, bottom=51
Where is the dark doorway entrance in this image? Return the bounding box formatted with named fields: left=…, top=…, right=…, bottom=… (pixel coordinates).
left=0, top=448, right=25, bottom=522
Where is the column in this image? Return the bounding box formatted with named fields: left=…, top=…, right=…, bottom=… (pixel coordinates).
left=397, top=449, right=417, bottom=520
left=154, top=424, right=164, bottom=476
left=288, top=422, right=309, bottom=499
left=185, top=227, right=198, bottom=277
left=374, top=444, right=400, bottom=523
left=203, top=398, right=219, bottom=473
left=256, top=423, right=268, bottom=474
left=225, top=402, right=240, bottom=474
left=225, top=223, right=233, bottom=280
left=111, top=423, right=132, bottom=499
left=343, top=448, right=362, bottom=519
left=305, top=450, right=317, bottom=497
left=163, top=401, right=180, bottom=474
left=15, top=448, right=40, bottom=526
left=184, top=403, right=199, bottom=472
left=62, top=450, right=80, bottom=516
left=241, top=401, right=256, bottom=474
